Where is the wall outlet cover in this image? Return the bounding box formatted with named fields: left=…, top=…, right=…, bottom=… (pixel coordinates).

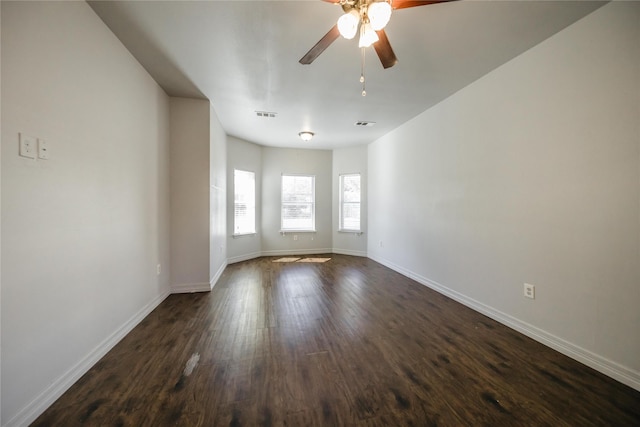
left=524, top=283, right=535, bottom=299
left=19, top=133, right=37, bottom=159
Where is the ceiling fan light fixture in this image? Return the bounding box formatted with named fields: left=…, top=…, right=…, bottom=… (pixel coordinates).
left=298, top=131, right=314, bottom=142
left=358, top=22, right=379, bottom=48
left=368, top=1, right=392, bottom=31
left=337, top=9, right=360, bottom=39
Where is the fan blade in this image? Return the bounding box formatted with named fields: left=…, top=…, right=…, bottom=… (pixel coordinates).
left=322, top=0, right=342, bottom=3
left=392, top=0, right=457, bottom=10
left=299, top=25, right=341, bottom=65
left=373, top=30, right=398, bottom=69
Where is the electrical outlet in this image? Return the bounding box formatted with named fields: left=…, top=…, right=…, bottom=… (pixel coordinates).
left=19, top=133, right=37, bottom=159
left=294, top=235, right=298, bottom=241
left=524, top=283, right=535, bottom=299
left=156, top=264, right=161, bottom=275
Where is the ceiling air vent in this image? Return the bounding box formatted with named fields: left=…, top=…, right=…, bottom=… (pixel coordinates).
left=355, top=121, right=376, bottom=127
left=256, top=111, right=277, bottom=118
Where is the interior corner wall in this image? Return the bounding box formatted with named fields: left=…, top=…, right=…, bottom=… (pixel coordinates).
left=209, top=104, right=227, bottom=285
left=0, top=2, right=3, bottom=422
left=226, top=140, right=368, bottom=263
left=1, top=2, right=172, bottom=425
left=367, top=2, right=640, bottom=390
left=227, top=137, right=263, bottom=263
left=332, top=145, right=368, bottom=257
left=261, top=147, right=333, bottom=256
left=170, top=97, right=211, bottom=292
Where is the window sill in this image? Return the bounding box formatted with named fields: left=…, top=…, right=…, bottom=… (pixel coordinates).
left=338, top=230, right=364, bottom=235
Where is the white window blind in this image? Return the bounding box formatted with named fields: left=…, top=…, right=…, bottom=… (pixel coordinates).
left=339, top=173, right=361, bottom=231
left=281, top=175, right=315, bottom=231
left=234, top=169, right=256, bottom=235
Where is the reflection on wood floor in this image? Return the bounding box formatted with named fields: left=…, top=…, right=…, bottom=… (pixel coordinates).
left=34, top=254, right=640, bottom=426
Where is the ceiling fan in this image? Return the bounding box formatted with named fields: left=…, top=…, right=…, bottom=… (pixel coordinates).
left=299, top=0, right=457, bottom=70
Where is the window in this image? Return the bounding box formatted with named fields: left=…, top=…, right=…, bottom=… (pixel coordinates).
left=339, top=173, right=361, bottom=232
left=234, top=169, right=256, bottom=235
left=281, top=174, right=315, bottom=231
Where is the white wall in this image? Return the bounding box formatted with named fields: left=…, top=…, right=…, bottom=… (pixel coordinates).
left=227, top=137, right=262, bottom=263
left=368, top=2, right=640, bottom=390
left=261, top=147, right=333, bottom=255
left=170, top=98, right=211, bottom=292
left=170, top=99, right=227, bottom=291
left=1, top=2, right=171, bottom=425
left=227, top=140, right=368, bottom=262
left=0, top=2, right=3, bottom=422
left=210, top=105, right=227, bottom=284
left=332, top=146, right=368, bottom=256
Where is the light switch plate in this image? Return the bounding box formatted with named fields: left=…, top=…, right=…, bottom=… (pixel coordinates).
left=38, top=138, right=49, bottom=160
left=19, top=133, right=37, bottom=159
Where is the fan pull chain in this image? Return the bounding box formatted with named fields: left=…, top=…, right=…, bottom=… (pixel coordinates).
left=360, top=47, right=366, bottom=96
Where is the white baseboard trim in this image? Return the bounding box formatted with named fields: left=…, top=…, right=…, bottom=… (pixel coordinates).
left=261, top=248, right=333, bottom=257
left=332, top=248, right=367, bottom=257
left=170, top=281, right=211, bottom=294
left=229, top=250, right=366, bottom=264
left=170, top=262, right=227, bottom=294
left=210, top=261, right=227, bottom=289
left=227, top=252, right=262, bottom=264
left=369, top=254, right=640, bottom=392
left=5, top=290, right=171, bottom=427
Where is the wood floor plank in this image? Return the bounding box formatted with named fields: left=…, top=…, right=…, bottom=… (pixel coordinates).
left=32, top=255, right=640, bottom=426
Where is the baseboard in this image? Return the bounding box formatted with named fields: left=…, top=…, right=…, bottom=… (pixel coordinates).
left=332, top=248, right=367, bottom=257
left=170, top=281, right=211, bottom=294
left=227, top=252, right=262, bottom=265
left=170, top=262, right=227, bottom=294
left=210, top=261, right=227, bottom=289
left=229, top=249, right=366, bottom=264
left=369, top=254, right=640, bottom=392
left=5, top=290, right=171, bottom=427
left=261, top=248, right=333, bottom=257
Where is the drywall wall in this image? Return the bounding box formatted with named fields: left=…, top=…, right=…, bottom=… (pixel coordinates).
left=170, top=99, right=227, bottom=290
left=261, top=147, right=333, bottom=255
left=227, top=140, right=369, bottom=262
left=227, top=137, right=262, bottom=263
left=210, top=105, right=227, bottom=284
left=0, top=3, right=3, bottom=422
left=332, top=146, right=368, bottom=256
left=367, top=2, right=639, bottom=389
left=1, top=2, right=171, bottom=425
left=169, top=98, right=211, bottom=292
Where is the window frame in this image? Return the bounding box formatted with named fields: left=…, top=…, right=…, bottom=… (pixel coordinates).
left=339, top=173, right=361, bottom=233
left=280, top=174, right=316, bottom=232
left=233, top=169, right=256, bottom=236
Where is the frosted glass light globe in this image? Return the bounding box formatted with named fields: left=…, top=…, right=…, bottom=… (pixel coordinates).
left=337, top=10, right=360, bottom=39
left=368, top=1, right=392, bottom=31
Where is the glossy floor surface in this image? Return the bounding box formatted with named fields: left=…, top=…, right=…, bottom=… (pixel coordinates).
left=34, top=255, right=640, bottom=426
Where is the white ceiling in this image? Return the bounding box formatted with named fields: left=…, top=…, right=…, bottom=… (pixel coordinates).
left=88, top=0, right=605, bottom=150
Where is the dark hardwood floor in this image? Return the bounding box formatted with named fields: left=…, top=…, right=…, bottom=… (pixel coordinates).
left=33, top=255, right=640, bottom=426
